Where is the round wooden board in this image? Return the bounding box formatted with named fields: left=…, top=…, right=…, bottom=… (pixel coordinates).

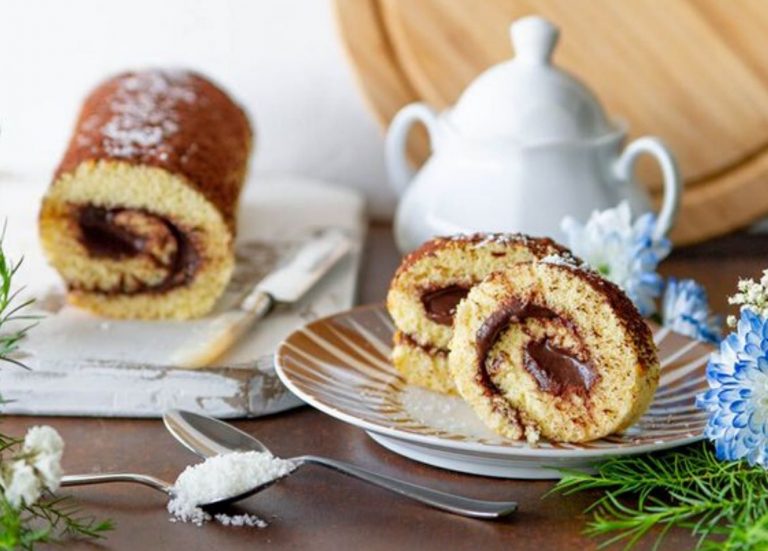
left=334, top=0, right=768, bottom=244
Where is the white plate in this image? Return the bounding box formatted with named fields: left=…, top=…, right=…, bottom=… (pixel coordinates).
left=275, top=304, right=714, bottom=479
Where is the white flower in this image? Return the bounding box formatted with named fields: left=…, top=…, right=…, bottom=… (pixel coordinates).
left=561, top=201, right=671, bottom=316
left=23, top=426, right=64, bottom=458
left=30, top=452, right=62, bottom=493
left=2, top=460, right=42, bottom=508
left=1, top=426, right=64, bottom=509
left=22, top=426, right=64, bottom=492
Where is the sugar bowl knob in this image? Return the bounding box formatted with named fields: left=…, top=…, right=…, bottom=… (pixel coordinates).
left=510, top=15, right=559, bottom=65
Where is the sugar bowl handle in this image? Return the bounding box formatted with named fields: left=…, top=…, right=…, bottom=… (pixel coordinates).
left=385, top=103, right=439, bottom=195
left=614, top=137, right=682, bottom=241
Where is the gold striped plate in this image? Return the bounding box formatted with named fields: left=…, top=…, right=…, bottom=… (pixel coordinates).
left=275, top=304, right=714, bottom=478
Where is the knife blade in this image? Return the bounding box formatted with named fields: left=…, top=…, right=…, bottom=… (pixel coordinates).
left=171, top=228, right=351, bottom=369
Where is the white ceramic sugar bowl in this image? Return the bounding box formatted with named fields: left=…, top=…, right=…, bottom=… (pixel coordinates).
left=386, top=15, right=682, bottom=253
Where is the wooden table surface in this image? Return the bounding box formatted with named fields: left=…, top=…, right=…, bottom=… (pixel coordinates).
left=7, top=224, right=768, bottom=551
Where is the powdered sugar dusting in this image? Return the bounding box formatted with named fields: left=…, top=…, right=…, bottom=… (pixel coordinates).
left=447, top=232, right=532, bottom=248
left=540, top=253, right=593, bottom=273
left=167, top=451, right=296, bottom=527
left=97, top=70, right=197, bottom=158
left=473, top=233, right=530, bottom=248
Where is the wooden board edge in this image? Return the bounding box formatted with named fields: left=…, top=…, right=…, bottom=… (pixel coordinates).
left=333, top=0, right=431, bottom=165
left=672, top=150, right=768, bottom=244
left=332, top=0, right=418, bottom=126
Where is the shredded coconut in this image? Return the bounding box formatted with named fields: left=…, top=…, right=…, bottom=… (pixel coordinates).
left=214, top=513, right=268, bottom=528
left=167, top=451, right=296, bottom=527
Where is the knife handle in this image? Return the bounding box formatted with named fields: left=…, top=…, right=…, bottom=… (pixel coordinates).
left=171, top=292, right=274, bottom=369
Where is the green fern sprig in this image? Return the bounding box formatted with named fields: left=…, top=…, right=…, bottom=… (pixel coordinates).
left=551, top=443, right=768, bottom=550
left=0, top=222, right=37, bottom=368
left=0, top=225, right=113, bottom=549
left=25, top=496, right=113, bottom=541
left=0, top=494, right=113, bottom=551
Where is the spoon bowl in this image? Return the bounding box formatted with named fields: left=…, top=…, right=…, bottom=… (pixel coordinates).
left=164, top=409, right=269, bottom=457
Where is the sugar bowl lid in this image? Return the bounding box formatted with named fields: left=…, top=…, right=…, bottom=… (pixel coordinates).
left=447, top=15, right=615, bottom=144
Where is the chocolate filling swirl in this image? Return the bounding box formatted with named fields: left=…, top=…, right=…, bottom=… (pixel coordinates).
left=421, top=285, right=470, bottom=326
left=77, top=205, right=199, bottom=294
left=475, top=299, right=597, bottom=398
left=525, top=339, right=597, bottom=396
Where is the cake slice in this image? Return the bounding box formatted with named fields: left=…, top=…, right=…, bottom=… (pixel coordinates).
left=386, top=234, right=571, bottom=394
left=449, top=258, right=659, bottom=443
left=39, top=70, right=252, bottom=320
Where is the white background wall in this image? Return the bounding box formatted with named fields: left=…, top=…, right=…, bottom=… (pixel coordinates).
left=0, top=0, right=396, bottom=218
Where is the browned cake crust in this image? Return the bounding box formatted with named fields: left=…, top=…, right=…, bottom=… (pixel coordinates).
left=54, top=70, right=252, bottom=231
left=393, top=233, right=572, bottom=281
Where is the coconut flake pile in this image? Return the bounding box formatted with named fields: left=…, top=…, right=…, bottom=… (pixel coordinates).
left=167, top=451, right=296, bottom=527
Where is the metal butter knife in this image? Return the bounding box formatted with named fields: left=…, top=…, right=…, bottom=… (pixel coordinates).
left=172, top=228, right=351, bottom=369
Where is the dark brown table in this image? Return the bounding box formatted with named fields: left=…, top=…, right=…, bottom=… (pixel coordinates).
left=6, top=224, right=768, bottom=550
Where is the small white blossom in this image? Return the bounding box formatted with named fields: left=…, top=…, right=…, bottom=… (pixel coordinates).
left=1, top=426, right=64, bottom=508
left=23, top=426, right=64, bottom=492
left=727, top=270, right=768, bottom=327
left=2, top=460, right=42, bottom=508
left=561, top=201, right=671, bottom=316
left=23, top=426, right=64, bottom=458
left=31, top=452, right=62, bottom=493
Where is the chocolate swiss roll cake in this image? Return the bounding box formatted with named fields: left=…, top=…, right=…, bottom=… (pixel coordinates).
left=386, top=234, right=571, bottom=394
left=39, top=70, right=252, bottom=319
left=449, top=258, right=660, bottom=443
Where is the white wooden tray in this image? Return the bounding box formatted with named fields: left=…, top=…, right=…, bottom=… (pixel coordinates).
left=0, top=173, right=365, bottom=418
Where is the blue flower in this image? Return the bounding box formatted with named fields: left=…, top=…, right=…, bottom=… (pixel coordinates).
left=561, top=202, right=671, bottom=316
left=696, top=309, right=768, bottom=467
left=662, top=278, right=722, bottom=344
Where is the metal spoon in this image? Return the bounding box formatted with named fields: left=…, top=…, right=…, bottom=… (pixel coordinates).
left=60, top=467, right=289, bottom=509
left=162, top=409, right=518, bottom=519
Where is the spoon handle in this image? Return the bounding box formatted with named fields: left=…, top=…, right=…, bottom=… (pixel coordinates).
left=296, top=455, right=517, bottom=519
left=61, top=473, right=172, bottom=495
